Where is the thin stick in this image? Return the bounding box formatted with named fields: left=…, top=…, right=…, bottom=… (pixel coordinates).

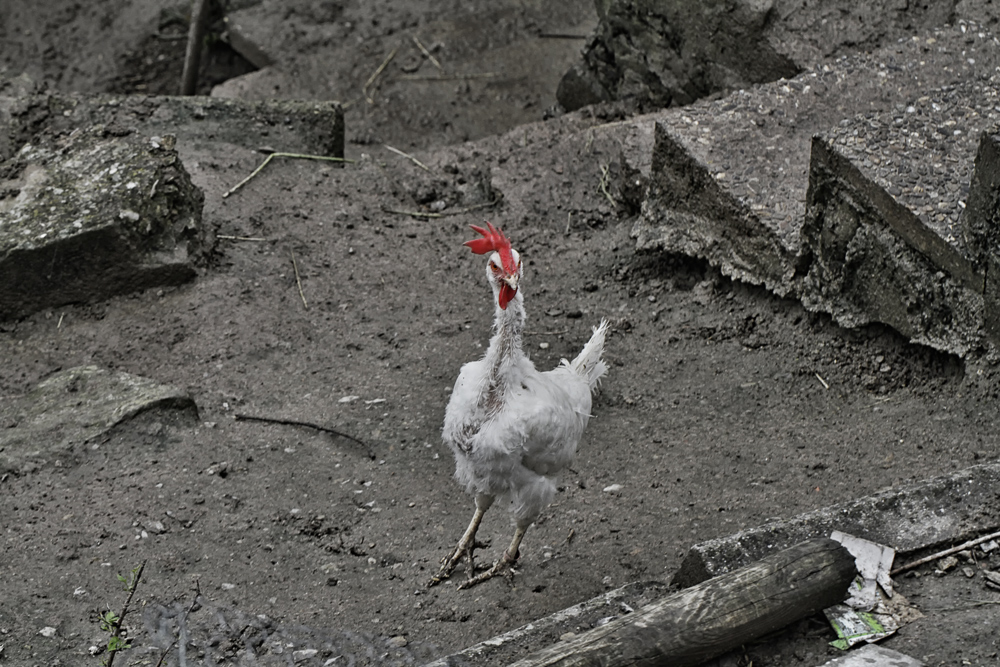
left=814, top=372, right=830, bottom=389
left=234, top=413, right=373, bottom=458
left=57, top=313, right=64, bottom=329
left=363, top=47, right=398, bottom=104
left=927, top=600, right=1000, bottom=613
left=385, top=144, right=431, bottom=172
left=217, top=234, right=268, bottom=241
left=399, top=72, right=501, bottom=81
left=524, top=329, right=569, bottom=336
left=223, top=152, right=355, bottom=198
left=412, top=35, right=442, bottom=70
left=891, top=529, right=1000, bottom=575
left=180, top=0, right=211, bottom=95
left=380, top=200, right=498, bottom=219
left=598, top=164, right=617, bottom=209
left=290, top=250, right=308, bottom=309
left=105, top=560, right=146, bottom=667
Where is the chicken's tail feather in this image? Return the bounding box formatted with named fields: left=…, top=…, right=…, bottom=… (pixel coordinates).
left=568, top=319, right=609, bottom=392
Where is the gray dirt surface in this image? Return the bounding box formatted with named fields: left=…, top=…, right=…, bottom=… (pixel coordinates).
left=1, top=1, right=1000, bottom=666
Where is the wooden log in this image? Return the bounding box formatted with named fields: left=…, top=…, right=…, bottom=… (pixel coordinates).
left=509, top=537, right=855, bottom=667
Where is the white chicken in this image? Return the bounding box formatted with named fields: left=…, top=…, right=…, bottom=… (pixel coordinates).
left=430, top=222, right=609, bottom=589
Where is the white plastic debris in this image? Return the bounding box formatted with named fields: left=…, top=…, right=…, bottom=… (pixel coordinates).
left=602, top=484, right=623, bottom=493
left=825, top=531, right=922, bottom=650
left=338, top=395, right=360, bottom=403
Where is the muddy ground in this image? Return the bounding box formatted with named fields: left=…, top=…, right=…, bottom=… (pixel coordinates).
left=2, top=1, right=1000, bottom=666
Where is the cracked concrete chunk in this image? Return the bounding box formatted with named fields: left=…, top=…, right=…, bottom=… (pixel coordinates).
left=630, top=23, right=1000, bottom=355
left=0, top=127, right=206, bottom=319
left=563, top=0, right=963, bottom=112
left=0, top=366, right=197, bottom=474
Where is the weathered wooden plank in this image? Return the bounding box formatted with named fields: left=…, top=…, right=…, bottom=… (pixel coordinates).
left=509, top=538, right=855, bottom=667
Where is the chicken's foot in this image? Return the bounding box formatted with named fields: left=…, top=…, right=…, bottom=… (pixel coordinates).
left=457, top=523, right=527, bottom=590
left=428, top=495, right=493, bottom=587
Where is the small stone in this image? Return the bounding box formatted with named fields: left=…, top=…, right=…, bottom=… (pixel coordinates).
left=539, top=342, right=550, bottom=350
left=603, top=484, right=623, bottom=493
left=293, top=648, right=318, bottom=662
left=962, top=566, right=976, bottom=578
left=559, top=632, right=577, bottom=641
left=937, top=555, right=959, bottom=572
left=984, top=570, right=1000, bottom=589
left=39, top=626, right=57, bottom=638
left=388, top=635, right=408, bottom=648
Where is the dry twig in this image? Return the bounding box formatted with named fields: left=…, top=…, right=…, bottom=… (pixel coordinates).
left=412, top=35, right=442, bottom=70
left=399, top=72, right=501, bottom=81
left=223, top=152, right=355, bottom=198
left=363, top=47, right=399, bottom=103
left=217, top=234, right=268, bottom=242
left=380, top=200, right=498, bottom=219
left=385, top=144, right=431, bottom=172
left=234, top=413, right=374, bottom=458
left=891, top=528, right=1000, bottom=576
left=598, top=163, right=617, bottom=209
left=290, top=250, right=308, bottom=309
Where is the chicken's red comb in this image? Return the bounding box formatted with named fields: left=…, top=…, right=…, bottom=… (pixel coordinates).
left=464, top=222, right=517, bottom=273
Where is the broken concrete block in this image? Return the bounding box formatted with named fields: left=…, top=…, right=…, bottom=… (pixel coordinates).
left=0, top=366, right=197, bottom=474
left=0, top=127, right=206, bottom=319
left=671, top=462, right=1000, bottom=588
left=630, top=23, right=1000, bottom=355
left=800, top=76, right=1000, bottom=355
left=57, top=95, right=345, bottom=159
left=561, top=0, right=965, bottom=111
left=0, top=84, right=345, bottom=163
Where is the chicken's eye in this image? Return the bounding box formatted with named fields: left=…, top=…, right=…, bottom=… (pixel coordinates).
left=489, top=261, right=500, bottom=272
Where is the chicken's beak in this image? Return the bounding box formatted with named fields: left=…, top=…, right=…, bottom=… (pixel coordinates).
left=498, top=274, right=519, bottom=310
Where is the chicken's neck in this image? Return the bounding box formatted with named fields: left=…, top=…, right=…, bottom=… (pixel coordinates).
left=481, top=294, right=526, bottom=415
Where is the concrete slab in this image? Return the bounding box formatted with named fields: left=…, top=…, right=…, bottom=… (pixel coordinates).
left=0, top=365, right=196, bottom=475
left=672, top=462, right=1000, bottom=588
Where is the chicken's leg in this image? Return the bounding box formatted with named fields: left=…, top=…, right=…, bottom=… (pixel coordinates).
left=429, top=493, right=494, bottom=587
left=457, top=520, right=529, bottom=590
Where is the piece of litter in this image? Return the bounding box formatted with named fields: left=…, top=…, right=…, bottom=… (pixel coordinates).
left=365, top=398, right=387, bottom=405
left=602, top=484, right=623, bottom=493
left=831, top=530, right=896, bottom=606
left=339, top=395, right=360, bottom=403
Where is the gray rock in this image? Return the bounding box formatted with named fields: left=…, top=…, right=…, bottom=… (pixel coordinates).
left=0, top=127, right=206, bottom=320
left=0, top=365, right=197, bottom=474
